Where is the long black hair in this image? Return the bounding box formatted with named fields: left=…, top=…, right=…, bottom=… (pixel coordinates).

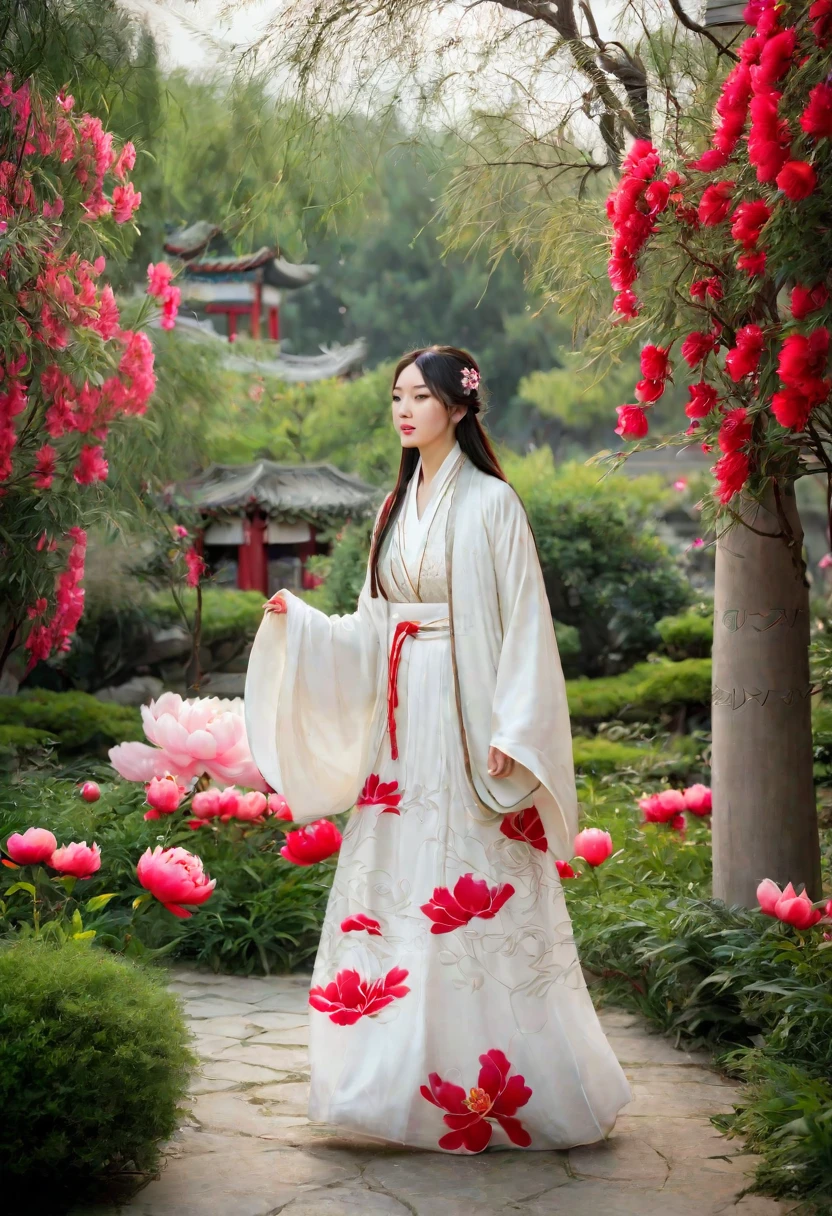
left=369, top=345, right=507, bottom=598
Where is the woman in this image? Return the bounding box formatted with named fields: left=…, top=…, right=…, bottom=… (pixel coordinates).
left=245, top=345, right=632, bottom=1153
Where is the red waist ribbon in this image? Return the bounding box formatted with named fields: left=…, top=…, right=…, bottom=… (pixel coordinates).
left=387, top=620, right=421, bottom=760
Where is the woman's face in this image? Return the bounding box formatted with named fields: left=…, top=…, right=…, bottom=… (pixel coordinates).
left=392, top=361, right=466, bottom=450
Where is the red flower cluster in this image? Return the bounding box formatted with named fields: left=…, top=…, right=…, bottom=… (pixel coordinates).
left=146, top=262, right=181, bottom=331
left=772, top=327, right=830, bottom=430
left=605, top=140, right=670, bottom=319
left=725, top=324, right=765, bottom=382
left=638, top=784, right=712, bottom=833
left=420, top=873, right=515, bottom=935
left=24, top=527, right=86, bottom=666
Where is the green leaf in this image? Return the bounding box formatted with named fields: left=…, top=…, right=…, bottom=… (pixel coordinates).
left=5, top=881, right=36, bottom=897
left=71, top=930, right=96, bottom=941
left=58, top=875, right=77, bottom=896
left=71, top=908, right=83, bottom=933
left=86, top=893, right=116, bottom=912
left=132, top=892, right=152, bottom=910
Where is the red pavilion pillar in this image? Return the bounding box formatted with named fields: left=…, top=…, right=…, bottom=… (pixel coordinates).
left=237, top=513, right=268, bottom=594
left=268, top=307, right=279, bottom=341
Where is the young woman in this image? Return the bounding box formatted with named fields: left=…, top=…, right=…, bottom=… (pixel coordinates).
left=245, top=345, right=632, bottom=1153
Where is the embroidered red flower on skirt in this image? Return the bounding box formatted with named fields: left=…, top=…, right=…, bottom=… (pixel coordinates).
left=340, top=913, right=382, bottom=936
left=308, top=966, right=409, bottom=1025
left=499, top=804, right=548, bottom=852
left=357, top=773, right=402, bottom=814
left=421, top=1048, right=533, bottom=1151
left=420, top=873, right=515, bottom=934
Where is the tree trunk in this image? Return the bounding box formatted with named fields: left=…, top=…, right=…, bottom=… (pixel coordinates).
left=711, top=483, right=821, bottom=907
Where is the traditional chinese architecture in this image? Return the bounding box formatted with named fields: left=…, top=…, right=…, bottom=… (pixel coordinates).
left=163, top=220, right=319, bottom=344
left=170, top=461, right=382, bottom=596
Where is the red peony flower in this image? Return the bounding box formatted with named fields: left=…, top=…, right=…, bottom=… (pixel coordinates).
left=685, top=382, right=719, bottom=419
left=698, top=180, right=734, bottom=226
left=500, top=805, right=547, bottom=852
left=420, top=1048, right=532, bottom=1152
left=690, top=276, right=723, bottom=302
left=776, top=160, right=818, bottom=201
left=773, top=882, right=822, bottom=929
left=420, top=873, right=515, bottom=935
left=280, top=819, right=342, bottom=865
left=634, top=378, right=665, bottom=403
left=737, top=250, right=767, bottom=276
left=357, top=773, right=402, bottom=814
left=615, top=405, right=648, bottom=440
left=573, top=827, right=613, bottom=867
left=718, top=408, right=753, bottom=454
left=810, top=0, right=832, bottom=46
left=730, top=199, right=771, bottom=248
left=613, top=290, right=639, bottom=319
left=713, top=450, right=751, bottom=503
left=800, top=82, right=832, bottom=140
left=770, top=388, right=813, bottom=430
left=790, top=284, right=829, bottom=320
left=683, top=784, right=712, bottom=816
left=308, top=965, right=410, bottom=1025
left=681, top=330, right=720, bottom=368
left=640, top=344, right=671, bottom=382
left=341, top=913, right=382, bottom=936
left=725, top=324, right=765, bottom=382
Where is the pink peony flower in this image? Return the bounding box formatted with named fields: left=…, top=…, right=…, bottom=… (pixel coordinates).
left=756, top=877, right=783, bottom=916
left=80, top=780, right=100, bottom=802
left=111, top=181, right=141, bottom=223
left=144, top=773, right=186, bottom=820
left=109, top=693, right=266, bottom=790
left=113, top=140, right=136, bottom=180
left=573, top=827, right=613, bottom=867
left=147, top=262, right=174, bottom=298
left=232, top=791, right=269, bottom=823
left=280, top=819, right=342, bottom=865
left=268, top=793, right=293, bottom=820
left=774, top=882, right=822, bottom=929
left=137, top=845, right=216, bottom=918
left=73, top=444, right=108, bottom=485
left=683, top=784, right=712, bottom=815
left=5, top=827, right=57, bottom=865
left=49, top=840, right=101, bottom=878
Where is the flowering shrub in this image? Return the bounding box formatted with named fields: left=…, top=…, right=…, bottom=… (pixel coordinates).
left=605, top=0, right=832, bottom=519
left=0, top=77, right=178, bottom=676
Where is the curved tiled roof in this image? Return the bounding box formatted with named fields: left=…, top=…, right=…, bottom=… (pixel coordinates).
left=171, top=461, right=383, bottom=521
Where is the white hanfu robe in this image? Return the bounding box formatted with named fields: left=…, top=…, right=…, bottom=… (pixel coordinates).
left=245, top=441, right=632, bottom=1152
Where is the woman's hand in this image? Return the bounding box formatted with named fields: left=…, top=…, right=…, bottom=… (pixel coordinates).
left=487, top=745, right=515, bottom=779
left=264, top=591, right=288, bottom=615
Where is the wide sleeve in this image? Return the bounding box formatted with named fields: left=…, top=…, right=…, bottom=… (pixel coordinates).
left=244, top=512, right=389, bottom=824
left=486, top=483, right=579, bottom=852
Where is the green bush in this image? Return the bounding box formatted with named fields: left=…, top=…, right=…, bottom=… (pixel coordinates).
left=0, top=690, right=142, bottom=754
left=147, top=586, right=266, bottom=643
left=566, top=659, right=712, bottom=726
left=656, top=611, right=713, bottom=659
left=0, top=939, right=195, bottom=1205
left=572, top=735, right=695, bottom=780
left=566, top=664, right=653, bottom=723
left=636, top=658, right=712, bottom=714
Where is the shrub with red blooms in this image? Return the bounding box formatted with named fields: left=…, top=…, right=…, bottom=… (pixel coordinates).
left=0, top=78, right=176, bottom=679
left=604, top=0, right=832, bottom=525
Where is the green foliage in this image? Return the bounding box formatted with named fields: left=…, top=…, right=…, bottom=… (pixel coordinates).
left=0, top=773, right=334, bottom=975
left=148, top=587, right=266, bottom=644
left=636, top=659, right=712, bottom=714
left=0, top=691, right=142, bottom=754
left=503, top=450, right=691, bottom=675
left=0, top=938, right=194, bottom=1204
left=656, top=610, right=713, bottom=660
left=567, top=781, right=832, bottom=1214
left=566, top=664, right=653, bottom=723
left=572, top=736, right=695, bottom=781
left=565, top=658, right=711, bottom=724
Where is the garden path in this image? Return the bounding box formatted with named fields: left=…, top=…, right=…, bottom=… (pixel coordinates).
left=78, top=967, right=794, bottom=1216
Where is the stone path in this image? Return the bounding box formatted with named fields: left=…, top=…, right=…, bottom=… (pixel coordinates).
left=82, top=968, right=794, bottom=1216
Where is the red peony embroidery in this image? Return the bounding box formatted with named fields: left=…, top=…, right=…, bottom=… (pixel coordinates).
left=340, top=913, right=382, bottom=936
left=420, top=873, right=515, bottom=935
left=357, top=773, right=402, bottom=814
left=421, top=1048, right=533, bottom=1152
left=308, top=966, right=409, bottom=1025
left=499, top=805, right=548, bottom=852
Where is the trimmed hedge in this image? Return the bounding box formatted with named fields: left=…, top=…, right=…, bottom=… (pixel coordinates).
left=0, top=939, right=195, bottom=1204
left=572, top=735, right=697, bottom=780
left=566, top=659, right=712, bottom=724
left=656, top=611, right=713, bottom=660
left=0, top=690, right=142, bottom=754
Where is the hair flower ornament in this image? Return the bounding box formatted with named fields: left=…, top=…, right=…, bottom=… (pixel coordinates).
left=460, top=367, right=480, bottom=395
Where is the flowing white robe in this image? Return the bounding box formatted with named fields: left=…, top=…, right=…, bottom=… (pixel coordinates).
left=245, top=442, right=632, bottom=1152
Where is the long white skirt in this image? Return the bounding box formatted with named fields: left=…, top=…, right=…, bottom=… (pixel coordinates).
left=307, top=601, right=632, bottom=1152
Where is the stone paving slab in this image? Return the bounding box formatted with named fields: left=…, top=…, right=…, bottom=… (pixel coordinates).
left=74, top=968, right=797, bottom=1216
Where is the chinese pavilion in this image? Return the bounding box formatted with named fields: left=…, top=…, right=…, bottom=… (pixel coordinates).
left=163, top=221, right=319, bottom=343
left=170, top=461, right=382, bottom=596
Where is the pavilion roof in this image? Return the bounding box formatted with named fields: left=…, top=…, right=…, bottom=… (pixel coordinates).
left=703, top=1, right=744, bottom=24
left=163, top=223, right=319, bottom=290
left=170, top=461, right=383, bottom=523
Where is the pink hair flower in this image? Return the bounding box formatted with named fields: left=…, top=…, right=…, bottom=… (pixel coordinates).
left=460, top=367, right=480, bottom=395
